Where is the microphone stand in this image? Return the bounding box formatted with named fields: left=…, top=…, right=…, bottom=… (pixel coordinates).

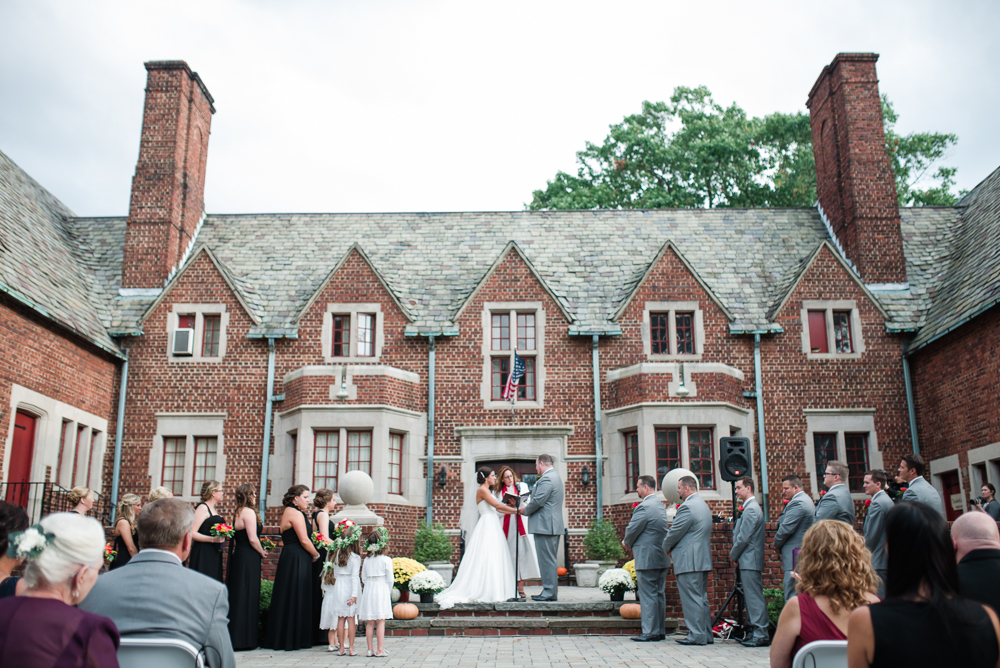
left=507, top=488, right=524, bottom=602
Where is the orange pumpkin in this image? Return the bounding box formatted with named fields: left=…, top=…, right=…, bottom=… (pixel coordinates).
left=557, top=567, right=567, bottom=576
left=619, top=603, right=641, bottom=620
left=393, top=602, right=419, bottom=620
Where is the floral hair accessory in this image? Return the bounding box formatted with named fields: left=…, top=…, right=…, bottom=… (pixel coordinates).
left=7, top=524, right=56, bottom=561
left=330, top=528, right=362, bottom=552
left=365, top=526, right=389, bottom=553
left=321, top=560, right=335, bottom=574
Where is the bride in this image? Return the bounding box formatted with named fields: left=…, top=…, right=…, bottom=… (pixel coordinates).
left=435, top=467, right=517, bottom=609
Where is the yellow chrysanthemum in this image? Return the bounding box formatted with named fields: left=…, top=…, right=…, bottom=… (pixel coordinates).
left=623, top=559, right=637, bottom=586
left=392, top=557, right=427, bottom=586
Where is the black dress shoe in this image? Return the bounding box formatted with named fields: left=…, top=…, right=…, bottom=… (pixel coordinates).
left=531, top=595, right=557, bottom=601
left=630, top=634, right=658, bottom=642
left=675, top=638, right=709, bottom=646
left=653, top=634, right=667, bottom=641
left=740, top=638, right=771, bottom=648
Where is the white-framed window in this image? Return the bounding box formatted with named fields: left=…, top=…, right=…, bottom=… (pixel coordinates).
left=642, top=302, right=704, bottom=360
left=800, top=300, right=865, bottom=359
left=167, top=304, right=229, bottom=363
left=481, top=302, right=545, bottom=409
left=803, top=409, right=880, bottom=499
left=322, top=303, right=384, bottom=363
left=149, top=413, right=228, bottom=502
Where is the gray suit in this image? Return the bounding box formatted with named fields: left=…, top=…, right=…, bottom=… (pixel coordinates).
left=662, top=493, right=713, bottom=644
left=523, top=467, right=565, bottom=599
left=901, top=475, right=945, bottom=517
left=80, top=550, right=235, bottom=668
left=815, top=483, right=855, bottom=524
left=623, top=493, right=670, bottom=637
left=729, top=496, right=768, bottom=640
left=773, top=491, right=815, bottom=601
left=864, top=489, right=894, bottom=597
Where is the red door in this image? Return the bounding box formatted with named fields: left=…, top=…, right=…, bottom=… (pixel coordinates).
left=5, top=411, right=37, bottom=506
left=941, top=471, right=963, bottom=522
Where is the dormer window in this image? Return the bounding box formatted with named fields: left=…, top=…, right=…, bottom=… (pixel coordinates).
left=167, top=306, right=229, bottom=362
left=801, top=300, right=864, bottom=359
left=323, top=304, right=384, bottom=363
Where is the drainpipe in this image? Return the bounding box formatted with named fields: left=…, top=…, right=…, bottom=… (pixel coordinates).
left=110, top=350, right=129, bottom=523
left=902, top=352, right=920, bottom=455
left=753, top=334, right=770, bottom=522
left=426, top=336, right=436, bottom=525
left=259, top=337, right=277, bottom=517
left=592, top=335, right=603, bottom=521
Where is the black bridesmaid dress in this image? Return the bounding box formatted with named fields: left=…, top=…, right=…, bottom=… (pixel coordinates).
left=310, top=510, right=327, bottom=645
left=227, top=522, right=263, bottom=650
left=261, top=510, right=314, bottom=651
left=109, top=522, right=137, bottom=570
left=188, top=502, right=225, bottom=582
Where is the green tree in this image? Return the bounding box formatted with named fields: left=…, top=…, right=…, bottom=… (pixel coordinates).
left=529, top=88, right=960, bottom=210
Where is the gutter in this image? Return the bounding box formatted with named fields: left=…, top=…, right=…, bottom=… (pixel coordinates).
left=426, top=336, right=436, bottom=525
left=901, top=345, right=920, bottom=455
left=259, top=337, right=277, bottom=516
left=753, top=334, right=770, bottom=522
left=592, top=334, right=603, bottom=521
left=110, top=350, right=129, bottom=521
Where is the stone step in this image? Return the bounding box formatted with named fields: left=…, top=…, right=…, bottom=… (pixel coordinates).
left=385, top=616, right=681, bottom=637
left=410, top=601, right=627, bottom=618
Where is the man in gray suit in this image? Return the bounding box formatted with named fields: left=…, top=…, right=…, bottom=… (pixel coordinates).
left=863, top=469, right=894, bottom=597
left=898, top=453, right=945, bottom=516
left=815, top=460, right=855, bottom=524
left=773, top=474, right=815, bottom=601
left=730, top=476, right=769, bottom=647
left=520, top=453, right=565, bottom=601
left=80, top=498, right=235, bottom=668
left=622, top=475, right=670, bottom=642
left=662, top=475, right=713, bottom=646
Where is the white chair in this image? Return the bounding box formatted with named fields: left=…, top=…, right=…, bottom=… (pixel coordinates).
left=118, top=637, right=205, bottom=668
left=791, top=640, right=848, bottom=668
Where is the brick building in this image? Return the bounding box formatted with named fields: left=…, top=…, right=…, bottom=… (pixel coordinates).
left=2, top=53, right=999, bottom=568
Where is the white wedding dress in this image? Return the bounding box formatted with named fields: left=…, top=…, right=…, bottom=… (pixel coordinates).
left=435, top=499, right=516, bottom=609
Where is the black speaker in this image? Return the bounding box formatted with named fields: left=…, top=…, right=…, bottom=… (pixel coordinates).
left=719, top=437, right=752, bottom=482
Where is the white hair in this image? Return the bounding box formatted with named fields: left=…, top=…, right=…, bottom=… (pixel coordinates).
left=23, top=512, right=104, bottom=589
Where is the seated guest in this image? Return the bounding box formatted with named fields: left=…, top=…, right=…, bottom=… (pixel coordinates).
left=0, top=501, right=29, bottom=598
left=0, top=512, right=119, bottom=666
left=67, top=486, right=95, bottom=516
left=954, top=511, right=1000, bottom=615
left=770, top=520, right=879, bottom=668
left=80, top=498, right=236, bottom=668
left=847, top=502, right=1000, bottom=667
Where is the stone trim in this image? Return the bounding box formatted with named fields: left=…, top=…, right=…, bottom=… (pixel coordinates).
left=150, top=413, right=228, bottom=502
left=800, top=299, right=865, bottom=360
left=803, top=408, right=880, bottom=500
left=642, top=301, right=704, bottom=361
left=967, top=442, right=1000, bottom=493
left=167, top=303, right=230, bottom=363
left=322, top=303, right=385, bottom=363
left=283, top=364, right=420, bottom=386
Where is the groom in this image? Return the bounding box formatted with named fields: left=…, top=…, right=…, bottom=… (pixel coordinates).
left=520, top=454, right=564, bottom=601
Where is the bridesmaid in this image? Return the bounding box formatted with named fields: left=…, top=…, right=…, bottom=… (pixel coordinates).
left=68, top=487, right=94, bottom=516
left=189, top=481, right=225, bottom=581
left=311, top=488, right=336, bottom=645
left=109, top=493, right=141, bottom=570
left=227, top=484, right=267, bottom=651
left=262, top=485, right=320, bottom=651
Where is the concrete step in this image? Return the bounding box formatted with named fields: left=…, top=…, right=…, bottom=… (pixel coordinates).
left=385, top=616, right=681, bottom=637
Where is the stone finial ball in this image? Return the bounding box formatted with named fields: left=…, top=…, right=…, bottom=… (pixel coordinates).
left=660, top=468, right=698, bottom=504
left=339, top=470, right=374, bottom=505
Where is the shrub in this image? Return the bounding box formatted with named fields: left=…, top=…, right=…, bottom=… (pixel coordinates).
left=582, top=519, right=626, bottom=562
left=258, top=579, right=274, bottom=642
left=763, top=588, right=785, bottom=627
left=412, top=523, right=454, bottom=564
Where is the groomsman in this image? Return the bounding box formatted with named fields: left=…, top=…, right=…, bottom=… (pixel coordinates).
left=898, top=453, right=945, bottom=516
left=622, top=475, right=670, bottom=642
left=773, top=474, right=814, bottom=601
left=729, top=477, right=769, bottom=648
left=863, top=469, right=893, bottom=597
left=815, top=460, right=855, bottom=524
left=662, top=476, right=713, bottom=646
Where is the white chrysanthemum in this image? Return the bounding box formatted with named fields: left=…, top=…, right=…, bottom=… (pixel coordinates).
left=17, top=527, right=49, bottom=555
left=408, top=569, right=446, bottom=594
left=598, top=568, right=636, bottom=593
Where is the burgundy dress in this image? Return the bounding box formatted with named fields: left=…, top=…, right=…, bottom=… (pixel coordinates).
left=0, top=596, right=120, bottom=667
left=791, top=592, right=847, bottom=655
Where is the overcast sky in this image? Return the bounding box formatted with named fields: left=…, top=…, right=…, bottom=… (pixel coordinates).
left=1, top=0, right=997, bottom=216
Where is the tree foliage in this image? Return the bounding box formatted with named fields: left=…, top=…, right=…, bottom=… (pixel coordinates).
left=529, top=88, right=960, bottom=210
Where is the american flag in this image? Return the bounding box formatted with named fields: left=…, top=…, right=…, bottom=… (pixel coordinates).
left=502, top=351, right=526, bottom=400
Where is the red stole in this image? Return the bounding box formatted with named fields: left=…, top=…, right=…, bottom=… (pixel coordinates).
left=501, top=485, right=527, bottom=536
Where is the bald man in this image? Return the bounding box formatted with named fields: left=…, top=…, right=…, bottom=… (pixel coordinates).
left=954, top=511, right=1000, bottom=614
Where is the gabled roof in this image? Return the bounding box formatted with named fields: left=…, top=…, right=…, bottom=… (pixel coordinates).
left=766, top=240, right=889, bottom=321
left=451, top=241, right=575, bottom=326
left=611, top=240, right=734, bottom=322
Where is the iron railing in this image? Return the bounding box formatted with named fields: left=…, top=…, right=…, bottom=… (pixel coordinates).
left=1, top=482, right=113, bottom=525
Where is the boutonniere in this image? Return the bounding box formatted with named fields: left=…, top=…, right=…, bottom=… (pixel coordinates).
left=819, top=490, right=827, bottom=496
left=736, top=505, right=745, bottom=515
left=632, top=502, right=640, bottom=508
left=864, top=499, right=872, bottom=508
left=675, top=503, right=682, bottom=510
left=782, top=498, right=789, bottom=505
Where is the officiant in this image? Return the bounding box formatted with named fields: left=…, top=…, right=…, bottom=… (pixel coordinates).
left=495, top=466, right=540, bottom=598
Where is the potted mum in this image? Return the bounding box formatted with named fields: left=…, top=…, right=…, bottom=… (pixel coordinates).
left=575, top=520, right=626, bottom=587
left=408, top=570, right=447, bottom=603
left=392, top=557, right=427, bottom=602
left=598, top=567, right=636, bottom=601
left=622, top=559, right=639, bottom=600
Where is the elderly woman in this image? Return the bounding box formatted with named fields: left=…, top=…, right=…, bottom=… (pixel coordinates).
left=0, top=501, right=30, bottom=598
left=0, top=512, right=120, bottom=666
left=67, top=487, right=94, bottom=516
left=770, top=520, right=880, bottom=668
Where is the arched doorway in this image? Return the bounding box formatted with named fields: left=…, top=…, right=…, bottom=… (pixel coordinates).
left=5, top=410, right=37, bottom=506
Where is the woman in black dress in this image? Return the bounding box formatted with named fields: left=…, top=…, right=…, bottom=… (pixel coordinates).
left=262, top=485, right=320, bottom=651
left=227, top=484, right=268, bottom=650
left=311, top=488, right=335, bottom=645
left=109, top=493, right=142, bottom=570
left=189, top=481, right=225, bottom=581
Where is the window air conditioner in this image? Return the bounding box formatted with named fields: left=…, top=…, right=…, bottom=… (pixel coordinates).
left=173, top=328, right=194, bottom=356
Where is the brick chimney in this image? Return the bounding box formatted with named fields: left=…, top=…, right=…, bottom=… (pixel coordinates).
left=122, top=61, right=215, bottom=289
left=807, top=53, right=906, bottom=285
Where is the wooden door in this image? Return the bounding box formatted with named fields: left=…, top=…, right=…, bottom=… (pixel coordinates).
left=5, top=411, right=37, bottom=506
left=941, top=471, right=963, bottom=522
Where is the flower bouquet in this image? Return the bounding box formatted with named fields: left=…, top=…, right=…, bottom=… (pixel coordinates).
left=104, top=543, right=117, bottom=564
left=598, top=567, right=635, bottom=601
left=210, top=523, right=235, bottom=539
left=408, top=570, right=447, bottom=602
left=392, top=557, right=427, bottom=598
left=311, top=531, right=332, bottom=550
left=260, top=536, right=275, bottom=551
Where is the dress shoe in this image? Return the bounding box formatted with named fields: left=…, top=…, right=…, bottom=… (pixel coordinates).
left=652, top=634, right=667, bottom=641
left=740, top=637, right=771, bottom=648
left=531, top=595, right=557, bottom=602
left=630, top=634, right=659, bottom=642
left=675, top=638, right=710, bottom=646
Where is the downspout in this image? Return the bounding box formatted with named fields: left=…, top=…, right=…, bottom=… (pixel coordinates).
left=110, top=350, right=129, bottom=523
left=259, top=337, right=276, bottom=517
left=753, top=334, right=770, bottom=522
left=426, top=336, right=436, bottom=525
left=592, top=335, right=603, bottom=521
left=902, top=351, right=920, bottom=455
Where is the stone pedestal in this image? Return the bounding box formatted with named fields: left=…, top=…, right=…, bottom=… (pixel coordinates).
left=330, top=470, right=385, bottom=526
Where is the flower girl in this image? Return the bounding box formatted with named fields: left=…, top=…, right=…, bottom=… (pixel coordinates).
left=357, top=528, right=393, bottom=657
left=320, top=525, right=362, bottom=655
